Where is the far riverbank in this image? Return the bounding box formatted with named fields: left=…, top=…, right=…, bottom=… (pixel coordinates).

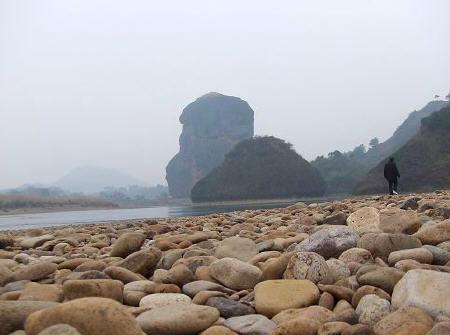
left=0, top=198, right=311, bottom=231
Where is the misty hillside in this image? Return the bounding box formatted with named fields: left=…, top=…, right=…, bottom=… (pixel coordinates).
left=312, top=100, right=449, bottom=194
left=191, top=136, right=325, bottom=202
left=311, top=149, right=368, bottom=195
left=362, top=100, right=449, bottom=167
left=354, top=103, right=450, bottom=194
left=99, top=184, right=168, bottom=204
left=54, top=166, right=146, bottom=194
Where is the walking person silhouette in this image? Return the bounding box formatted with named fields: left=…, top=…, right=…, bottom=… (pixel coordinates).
left=384, top=157, right=400, bottom=195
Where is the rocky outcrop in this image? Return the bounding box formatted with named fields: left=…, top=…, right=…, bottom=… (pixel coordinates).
left=166, top=92, right=254, bottom=198
left=191, top=136, right=326, bottom=202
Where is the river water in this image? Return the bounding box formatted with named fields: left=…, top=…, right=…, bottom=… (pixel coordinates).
left=0, top=200, right=303, bottom=231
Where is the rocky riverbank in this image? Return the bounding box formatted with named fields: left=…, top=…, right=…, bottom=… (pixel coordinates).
left=1, top=191, right=450, bottom=335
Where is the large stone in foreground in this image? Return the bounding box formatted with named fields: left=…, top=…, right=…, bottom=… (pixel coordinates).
left=209, top=257, right=262, bottom=290
left=200, top=326, right=238, bottom=335
left=387, top=248, right=433, bottom=265
left=139, top=293, right=191, bottom=308
left=62, top=279, right=124, bottom=302
left=379, top=208, right=421, bottom=234
left=110, top=232, right=146, bottom=258
left=136, top=303, right=220, bottom=335
left=254, top=280, right=319, bottom=318
left=36, top=324, right=81, bottom=335
left=206, top=297, right=255, bottom=318
left=413, top=219, right=450, bottom=245
left=357, top=266, right=404, bottom=294
left=0, top=234, right=14, bottom=249
left=0, top=301, right=59, bottom=335
left=373, top=306, right=433, bottom=335
left=296, top=226, right=359, bottom=258
left=357, top=233, right=422, bottom=261
left=283, top=252, right=332, bottom=284
left=25, top=298, right=142, bottom=335
left=355, top=294, right=391, bottom=327
left=427, top=322, right=450, bottom=335
left=214, top=237, right=258, bottom=261
left=347, top=207, right=381, bottom=235
left=392, top=269, right=450, bottom=318
left=182, top=280, right=234, bottom=297
left=18, top=282, right=63, bottom=302
left=271, top=317, right=321, bottom=335
left=20, top=235, right=54, bottom=249
left=224, top=314, right=276, bottom=335
left=116, top=247, right=161, bottom=276
left=271, top=305, right=335, bottom=325
left=7, top=262, right=57, bottom=283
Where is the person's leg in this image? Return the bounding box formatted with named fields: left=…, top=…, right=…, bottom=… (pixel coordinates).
left=388, top=181, right=394, bottom=195
left=393, top=179, right=398, bottom=194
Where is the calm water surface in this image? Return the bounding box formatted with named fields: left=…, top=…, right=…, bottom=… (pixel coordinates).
left=0, top=200, right=306, bottom=230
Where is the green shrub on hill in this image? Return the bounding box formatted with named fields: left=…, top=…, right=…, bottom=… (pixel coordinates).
left=191, top=136, right=326, bottom=202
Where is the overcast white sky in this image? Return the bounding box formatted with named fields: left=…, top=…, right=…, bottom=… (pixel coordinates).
left=1, top=0, right=449, bottom=189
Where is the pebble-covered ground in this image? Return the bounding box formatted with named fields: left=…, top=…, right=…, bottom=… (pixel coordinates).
left=1, top=191, right=450, bottom=335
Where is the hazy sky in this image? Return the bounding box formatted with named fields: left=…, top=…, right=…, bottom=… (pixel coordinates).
left=1, top=0, right=449, bottom=189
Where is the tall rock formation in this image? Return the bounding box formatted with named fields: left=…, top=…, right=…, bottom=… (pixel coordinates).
left=354, top=102, right=450, bottom=194
left=166, top=92, right=254, bottom=198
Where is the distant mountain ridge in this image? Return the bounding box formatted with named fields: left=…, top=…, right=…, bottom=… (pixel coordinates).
left=355, top=102, right=450, bottom=194
left=54, top=166, right=146, bottom=194
left=312, top=100, right=449, bottom=195
left=362, top=100, right=449, bottom=167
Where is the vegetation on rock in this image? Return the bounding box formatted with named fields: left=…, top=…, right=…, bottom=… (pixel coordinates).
left=311, top=148, right=369, bottom=195
left=355, top=103, right=450, bottom=194
left=191, top=136, right=325, bottom=202
left=0, top=194, right=117, bottom=212
left=313, top=100, right=449, bottom=195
